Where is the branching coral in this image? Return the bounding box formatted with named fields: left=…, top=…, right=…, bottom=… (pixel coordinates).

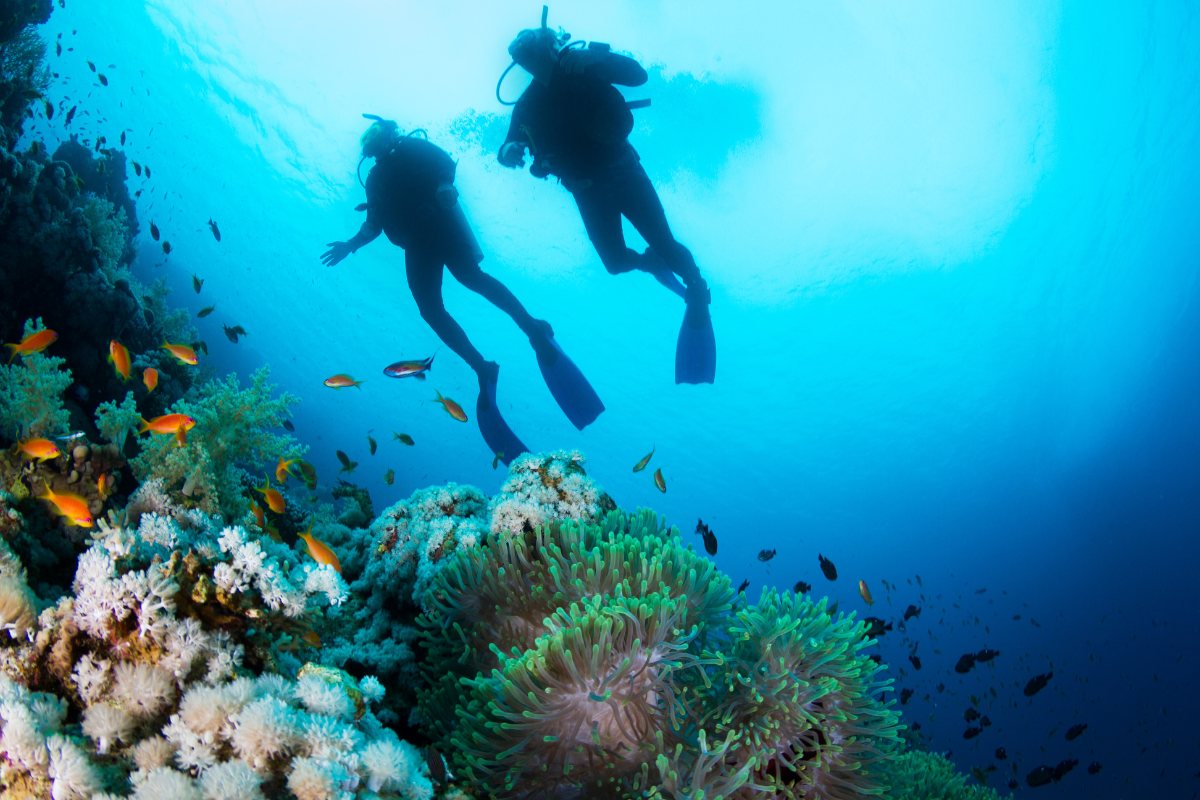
left=95, top=391, right=141, bottom=451
left=0, top=335, right=72, bottom=439
left=128, top=367, right=303, bottom=520
left=877, top=749, right=1012, bottom=800
left=487, top=450, right=609, bottom=534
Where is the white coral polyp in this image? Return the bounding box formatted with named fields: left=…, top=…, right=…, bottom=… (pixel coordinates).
left=111, top=662, right=175, bottom=719
left=230, top=696, right=299, bottom=768
left=198, top=760, right=265, bottom=800
left=47, top=734, right=101, bottom=800
left=81, top=703, right=134, bottom=754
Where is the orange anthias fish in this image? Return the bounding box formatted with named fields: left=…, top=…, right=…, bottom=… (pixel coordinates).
left=858, top=579, right=875, bottom=606
left=434, top=390, right=467, bottom=422
left=275, top=457, right=298, bottom=484
left=323, top=374, right=364, bottom=389
left=40, top=482, right=94, bottom=527
left=251, top=503, right=266, bottom=529
left=653, top=467, right=666, bottom=493
left=142, top=367, right=158, bottom=393
left=5, top=328, right=58, bottom=362
left=139, top=413, right=197, bottom=447
left=298, top=526, right=341, bottom=573
left=161, top=342, right=198, bottom=366
left=255, top=477, right=286, bottom=514
left=96, top=472, right=114, bottom=500
left=18, top=438, right=61, bottom=462
left=108, top=339, right=131, bottom=380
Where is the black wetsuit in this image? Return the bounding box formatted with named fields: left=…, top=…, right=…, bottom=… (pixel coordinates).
left=356, top=136, right=542, bottom=375
left=502, top=46, right=702, bottom=289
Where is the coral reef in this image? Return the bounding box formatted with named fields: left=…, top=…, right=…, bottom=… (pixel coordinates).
left=877, top=750, right=1012, bottom=800
left=487, top=449, right=611, bottom=534
left=0, top=332, right=72, bottom=439
left=418, top=503, right=901, bottom=799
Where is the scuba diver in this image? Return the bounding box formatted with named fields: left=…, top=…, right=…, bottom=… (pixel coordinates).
left=497, top=8, right=716, bottom=384
left=322, top=116, right=603, bottom=463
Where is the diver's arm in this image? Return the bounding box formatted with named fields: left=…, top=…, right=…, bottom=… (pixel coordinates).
left=321, top=219, right=381, bottom=267
left=499, top=104, right=533, bottom=167
left=559, top=45, right=648, bottom=86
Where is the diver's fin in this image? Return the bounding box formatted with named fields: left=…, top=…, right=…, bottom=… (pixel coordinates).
left=476, top=365, right=527, bottom=466
left=532, top=334, right=605, bottom=430
left=675, top=298, right=716, bottom=384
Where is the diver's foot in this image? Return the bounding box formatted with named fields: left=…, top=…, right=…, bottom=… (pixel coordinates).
left=528, top=319, right=558, bottom=363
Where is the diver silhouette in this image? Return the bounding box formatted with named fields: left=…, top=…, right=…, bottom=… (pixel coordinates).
left=498, top=12, right=716, bottom=384
left=322, top=117, right=603, bottom=463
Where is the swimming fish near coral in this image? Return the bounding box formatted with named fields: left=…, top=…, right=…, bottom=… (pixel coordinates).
left=793, top=580, right=811, bottom=594
left=282, top=419, right=295, bottom=432
left=394, top=432, right=414, bottom=446
left=653, top=467, right=666, bottom=493
left=367, top=434, right=377, bottom=455
left=298, top=526, right=341, bottom=573
left=336, top=450, right=358, bottom=474
left=192, top=274, right=204, bottom=293
left=142, top=367, right=158, bottom=393
left=296, top=460, right=318, bottom=489
left=18, top=438, right=61, bottom=462
left=1023, top=671, right=1053, bottom=697
left=275, top=457, right=298, bottom=484
left=757, top=548, right=776, bottom=562
left=162, top=241, right=172, bottom=255
left=324, top=374, right=363, bottom=389
left=251, top=503, right=265, bottom=529
left=818, top=553, right=838, bottom=581
left=208, top=218, right=221, bottom=241
left=632, top=446, right=654, bottom=472
left=383, top=355, right=434, bottom=379
left=255, top=476, right=286, bottom=514
left=903, top=604, right=921, bottom=621
left=695, top=518, right=717, bottom=555
left=96, top=472, right=114, bottom=500
left=384, top=468, right=395, bottom=485
left=736, top=579, right=750, bottom=594
left=108, top=339, right=131, bottom=380
left=149, top=220, right=159, bottom=240
left=39, top=482, right=94, bottom=527
left=161, top=342, right=198, bottom=365
left=6, top=328, right=58, bottom=362
left=434, top=391, right=467, bottom=422
left=858, top=579, right=874, bottom=606
left=223, top=324, right=247, bottom=343
left=197, top=305, right=215, bottom=318
left=139, top=413, right=196, bottom=447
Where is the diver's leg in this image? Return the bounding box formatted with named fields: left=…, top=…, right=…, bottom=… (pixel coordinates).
left=406, top=250, right=492, bottom=376
left=446, top=256, right=552, bottom=341
left=571, top=183, right=643, bottom=275
left=618, top=164, right=707, bottom=303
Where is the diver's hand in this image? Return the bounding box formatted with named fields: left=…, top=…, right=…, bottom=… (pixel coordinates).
left=498, top=141, right=527, bottom=168
left=321, top=241, right=354, bottom=267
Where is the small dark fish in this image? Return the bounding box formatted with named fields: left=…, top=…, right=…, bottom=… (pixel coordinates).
left=818, top=553, right=838, bottom=581
left=793, top=580, right=811, bottom=594
left=384, top=468, right=394, bottom=485
left=980, top=715, right=991, bottom=728
left=954, top=654, right=977, bottom=674
left=44, top=99, right=53, bottom=119
left=133, top=160, right=142, bottom=176
left=899, top=688, right=913, bottom=704
left=1023, top=672, right=1052, bottom=697
left=145, top=165, right=151, bottom=179
left=962, top=726, right=983, bottom=740
left=995, top=747, right=1007, bottom=760
left=162, top=241, right=172, bottom=255
left=297, top=460, right=317, bottom=489
left=757, top=548, right=776, bottom=562
left=736, top=579, right=749, bottom=594
left=98, top=73, right=108, bottom=86
left=394, top=432, right=415, bottom=446
left=632, top=446, right=654, bottom=472
left=653, top=467, right=666, bottom=493
left=87, top=60, right=95, bottom=72
left=66, top=105, right=77, bottom=125
left=963, top=707, right=980, bottom=722
left=149, top=220, right=159, bottom=240
left=282, top=419, right=295, bottom=432
left=861, top=617, right=892, bottom=638
left=908, top=654, right=922, bottom=670
left=1007, top=779, right=1018, bottom=790
left=192, top=274, right=204, bottom=293
left=1086, top=762, right=1101, bottom=775
left=383, top=355, right=434, bottom=379
left=974, top=648, right=1000, bottom=663
left=354, top=202, right=368, bottom=212
left=193, top=340, right=208, bottom=356
left=208, top=218, right=221, bottom=241
left=367, top=434, right=377, bottom=455
left=1065, top=723, right=1087, bottom=741
left=903, top=604, right=920, bottom=621
left=56, top=41, right=61, bottom=56
left=336, top=450, right=358, bottom=474
left=695, top=519, right=717, bottom=556
left=197, top=305, right=215, bottom=318
left=425, top=746, right=446, bottom=788
left=120, top=131, right=126, bottom=145
left=223, top=324, right=247, bottom=343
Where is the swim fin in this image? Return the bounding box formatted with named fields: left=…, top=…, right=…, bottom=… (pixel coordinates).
left=532, top=334, right=605, bottom=430
left=476, top=364, right=528, bottom=466
left=675, top=294, right=716, bottom=384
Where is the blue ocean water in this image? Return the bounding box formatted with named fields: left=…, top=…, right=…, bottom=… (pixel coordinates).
left=22, top=1, right=1199, bottom=797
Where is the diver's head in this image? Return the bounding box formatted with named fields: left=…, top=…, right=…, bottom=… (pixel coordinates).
left=508, top=27, right=562, bottom=79
left=360, top=118, right=400, bottom=159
